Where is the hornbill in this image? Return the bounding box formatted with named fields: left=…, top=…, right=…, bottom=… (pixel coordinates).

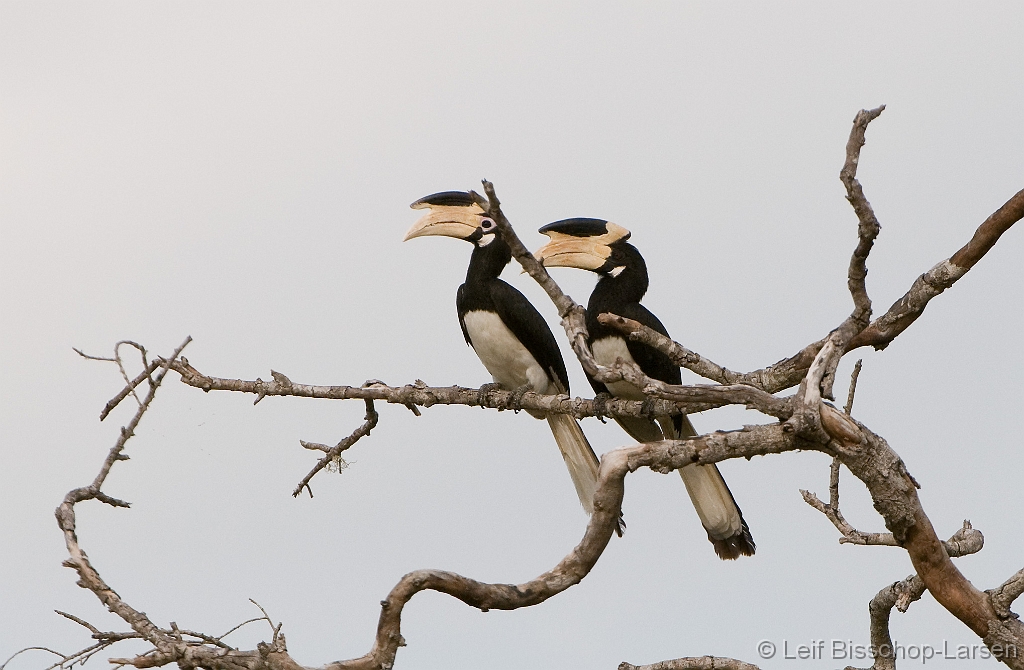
left=404, top=192, right=608, bottom=527
left=535, top=218, right=755, bottom=559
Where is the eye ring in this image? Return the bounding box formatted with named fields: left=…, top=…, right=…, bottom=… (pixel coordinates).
left=480, top=217, right=496, bottom=230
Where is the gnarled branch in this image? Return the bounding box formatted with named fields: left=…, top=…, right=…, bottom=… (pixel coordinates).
left=619, top=657, right=760, bottom=670
left=45, top=105, right=1024, bottom=669
left=852, top=522, right=985, bottom=670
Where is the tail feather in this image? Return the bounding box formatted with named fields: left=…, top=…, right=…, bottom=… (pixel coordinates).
left=710, top=517, right=756, bottom=560
left=546, top=414, right=599, bottom=514
left=677, top=463, right=755, bottom=559
left=547, top=414, right=626, bottom=537
left=661, top=415, right=756, bottom=560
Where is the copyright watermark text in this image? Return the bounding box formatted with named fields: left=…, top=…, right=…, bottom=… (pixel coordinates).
left=756, top=639, right=1017, bottom=663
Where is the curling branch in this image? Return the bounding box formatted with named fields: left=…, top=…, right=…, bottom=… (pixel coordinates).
left=331, top=422, right=803, bottom=670
left=57, top=337, right=192, bottom=654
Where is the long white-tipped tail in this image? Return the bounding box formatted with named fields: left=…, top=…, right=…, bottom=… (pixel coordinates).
left=677, top=463, right=755, bottom=559
left=546, top=414, right=600, bottom=514
left=673, top=416, right=755, bottom=560
left=611, top=413, right=756, bottom=559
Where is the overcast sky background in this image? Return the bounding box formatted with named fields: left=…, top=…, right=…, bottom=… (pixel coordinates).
left=2, top=3, right=1023, bottom=668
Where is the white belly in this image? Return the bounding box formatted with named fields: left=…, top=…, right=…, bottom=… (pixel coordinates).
left=462, top=310, right=553, bottom=393
left=591, top=336, right=645, bottom=400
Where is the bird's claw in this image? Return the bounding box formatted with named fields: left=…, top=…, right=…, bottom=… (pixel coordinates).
left=509, top=384, right=531, bottom=413
left=477, top=383, right=503, bottom=408
left=593, top=392, right=613, bottom=423
left=640, top=396, right=658, bottom=421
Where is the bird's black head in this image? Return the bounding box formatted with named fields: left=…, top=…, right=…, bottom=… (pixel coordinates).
left=405, top=190, right=512, bottom=280
left=404, top=190, right=500, bottom=249
left=535, top=218, right=642, bottom=277
left=535, top=217, right=649, bottom=301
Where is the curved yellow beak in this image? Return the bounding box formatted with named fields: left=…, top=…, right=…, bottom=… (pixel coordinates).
left=403, top=204, right=485, bottom=242
left=534, top=236, right=611, bottom=271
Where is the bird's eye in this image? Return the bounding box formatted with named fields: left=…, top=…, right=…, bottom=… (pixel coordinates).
left=609, top=247, right=624, bottom=261
left=480, top=218, right=496, bottom=230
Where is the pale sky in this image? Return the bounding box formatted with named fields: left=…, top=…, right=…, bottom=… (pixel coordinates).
left=2, top=3, right=1023, bottom=668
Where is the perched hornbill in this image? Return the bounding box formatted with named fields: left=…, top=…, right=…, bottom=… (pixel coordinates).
left=535, top=218, right=755, bottom=559
left=404, top=192, right=607, bottom=525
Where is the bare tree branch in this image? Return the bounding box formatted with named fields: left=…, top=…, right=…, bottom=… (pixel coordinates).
left=329, top=423, right=810, bottom=670
left=42, top=105, right=1024, bottom=669
left=841, top=106, right=885, bottom=322
left=849, top=522, right=986, bottom=670
left=479, top=181, right=607, bottom=387
left=597, top=313, right=824, bottom=394
left=56, top=338, right=193, bottom=656
left=1, top=648, right=68, bottom=670
left=830, top=416, right=1023, bottom=666
left=94, top=358, right=163, bottom=421
left=292, top=398, right=378, bottom=497
left=801, top=487, right=898, bottom=547
left=600, top=186, right=1024, bottom=396
left=990, top=568, right=1024, bottom=619
left=162, top=358, right=756, bottom=420
left=844, top=360, right=864, bottom=416
left=848, top=186, right=1024, bottom=351
left=800, top=362, right=898, bottom=545
left=619, top=657, right=760, bottom=670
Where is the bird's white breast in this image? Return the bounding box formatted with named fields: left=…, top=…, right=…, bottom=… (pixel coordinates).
left=462, top=310, right=552, bottom=393
left=591, top=336, right=645, bottom=400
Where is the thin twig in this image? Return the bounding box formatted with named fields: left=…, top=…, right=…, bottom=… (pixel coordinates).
left=828, top=458, right=842, bottom=512
left=845, top=360, right=864, bottom=416
left=99, top=359, right=163, bottom=421
left=1, top=648, right=67, bottom=670
left=247, top=599, right=283, bottom=644
left=56, top=337, right=192, bottom=656
left=113, top=341, right=150, bottom=409
left=292, top=398, right=378, bottom=497
left=56, top=610, right=103, bottom=635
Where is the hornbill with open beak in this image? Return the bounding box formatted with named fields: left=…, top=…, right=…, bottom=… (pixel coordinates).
left=404, top=192, right=609, bottom=527
left=535, top=218, right=755, bottom=559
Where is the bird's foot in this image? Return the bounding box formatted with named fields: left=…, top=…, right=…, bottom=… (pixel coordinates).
left=592, top=392, right=613, bottom=424
left=614, top=510, right=626, bottom=537
left=639, top=396, right=659, bottom=421
left=477, top=383, right=503, bottom=408
left=508, top=383, right=532, bottom=413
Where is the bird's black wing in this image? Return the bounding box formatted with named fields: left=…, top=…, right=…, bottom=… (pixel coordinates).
left=456, top=283, right=473, bottom=347
left=487, top=279, right=571, bottom=393
left=618, top=302, right=684, bottom=435
left=616, top=302, right=681, bottom=385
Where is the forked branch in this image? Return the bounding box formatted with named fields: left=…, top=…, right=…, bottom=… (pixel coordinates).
left=44, top=105, right=1024, bottom=670
left=851, top=522, right=986, bottom=670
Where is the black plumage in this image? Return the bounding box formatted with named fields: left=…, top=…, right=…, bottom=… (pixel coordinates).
left=456, top=235, right=569, bottom=392
left=537, top=218, right=755, bottom=559
left=406, top=195, right=611, bottom=530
